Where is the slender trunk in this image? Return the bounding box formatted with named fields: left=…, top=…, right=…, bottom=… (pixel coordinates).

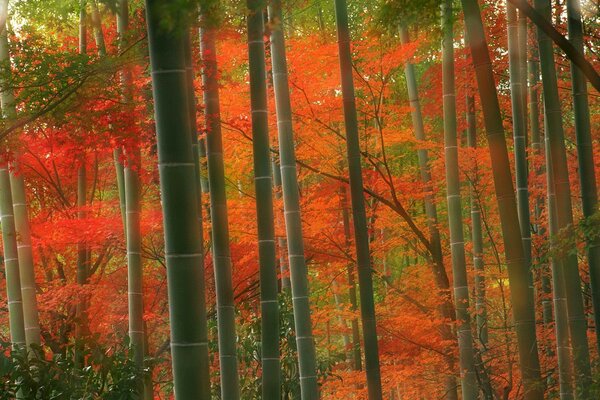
left=460, top=1, right=544, bottom=398
left=332, top=281, right=352, bottom=364
left=89, top=0, right=106, bottom=56
left=268, top=1, right=320, bottom=398
left=546, top=118, right=574, bottom=400
left=9, top=172, right=40, bottom=348
left=246, top=2, right=280, bottom=399
left=507, top=1, right=532, bottom=269
left=272, top=157, right=290, bottom=291
left=182, top=31, right=212, bottom=398
left=399, top=26, right=459, bottom=399
left=75, top=156, right=89, bottom=354
left=534, top=0, right=592, bottom=395
left=441, top=2, right=477, bottom=397
left=117, top=1, right=149, bottom=397
left=466, top=95, right=488, bottom=347
left=340, top=185, right=362, bottom=371
left=114, top=148, right=126, bottom=232
left=74, top=0, right=88, bottom=366
left=528, top=24, right=553, bottom=334
left=333, top=0, right=382, bottom=398
left=0, top=0, right=40, bottom=349
left=145, top=1, right=210, bottom=397
left=0, top=164, right=25, bottom=350
left=199, top=9, right=240, bottom=400
left=518, top=9, right=528, bottom=133
left=566, top=0, right=600, bottom=354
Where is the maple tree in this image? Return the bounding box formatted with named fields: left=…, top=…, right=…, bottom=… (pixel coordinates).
left=0, top=0, right=599, bottom=399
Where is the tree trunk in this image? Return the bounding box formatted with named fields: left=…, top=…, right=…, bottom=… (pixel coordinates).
left=246, top=2, right=280, bottom=399
left=340, top=185, right=362, bottom=371
left=0, top=164, right=25, bottom=350
left=271, top=157, right=290, bottom=291
left=441, top=2, right=478, bottom=397
left=546, top=117, right=574, bottom=400
left=198, top=8, right=241, bottom=400
left=268, top=1, right=320, bottom=398
left=399, top=25, right=460, bottom=400
left=460, top=1, right=544, bottom=398
left=566, top=0, right=600, bottom=354
left=145, top=1, right=211, bottom=397
left=0, top=0, right=40, bottom=349
left=527, top=23, right=553, bottom=336
left=534, top=0, right=592, bottom=395
left=333, top=0, right=383, bottom=398
left=507, top=1, right=532, bottom=271
left=465, top=95, right=488, bottom=347
left=117, top=1, right=150, bottom=397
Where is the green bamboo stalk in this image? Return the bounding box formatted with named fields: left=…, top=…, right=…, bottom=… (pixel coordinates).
left=399, top=26, right=459, bottom=399
left=465, top=95, right=488, bottom=346
left=518, top=9, right=528, bottom=130
left=114, top=148, right=127, bottom=232
left=528, top=25, right=553, bottom=332
left=246, top=2, right=281, bottom=398
left=124, top=147, right=146, bottom=394
left=271, top=157, right=290, bottom=291
left=0, top=0, right=40, bottom=349
left=507, top=1, right=532, bottom=268
left=144, top=1, right=210, bottom=397
left=117, top=1, right=149, bottom=397
left=89, top=0, right=127, bottom=238
left=339, top=185, right=362, bottom=371
left=440, top=2, right=477, bottom=397
left=198, top=140, right=209, bottom=195
left=9, top=172, right=40, bottom=348
left=182, top=30, right=212, bottom=399
left=75, top=155, right=89, bottom=359
left=566, top=0, right=600, bottom=354
left=267, top=1, right=320, bottom=398
left=460, top=0, right=544, bottom=398
left=75, top=0, right=89, bottom=365
left=90, top=0, right=106, bottom=56
left=334, top=0, right=382, bottom=398
left=545, top=115, right=574, bottom=400
left=0, top=164, right=25, bottom=350
left=534, top=0, right=592, bottom=395
left=198, top=9, right=240, bottom=400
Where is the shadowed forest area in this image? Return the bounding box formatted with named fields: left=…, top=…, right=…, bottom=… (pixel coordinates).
left=0, top=0, right=599, bottom=399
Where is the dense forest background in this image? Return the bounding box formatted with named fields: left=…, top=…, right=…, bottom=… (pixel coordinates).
left=0, top=0, right=599, bottom=399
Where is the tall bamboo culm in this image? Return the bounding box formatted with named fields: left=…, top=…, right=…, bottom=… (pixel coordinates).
left=339, top=186, right=362, bottom=371
left=465, top=94, right=488, bottom=347
left=0, top=164, right=25, bottom=350
left=546, top=117, right=574, bottom=400
left=267, top=1, right=319, bottom=398
left=182, top=31, right=212, bottom=398
left=246, top=1, right=280, bottom=399
left=528, top=22, right=554, bottom=336
left=460, top=0, right=544, bottom=398
left=440, top=2, right=477, bottom=398
left=271, top=157, right=290, bottom=291
left=507, top=2, right=532, bottom=268
left=399, top=26, right=459, bottom=399
left=566, top=0, right=600, bottom=354
left=198, top=7, right=240, bottom=400
left=145, top=1, right=210, bottom=397
left=534, top=0, right=592, bottom=395
left=0, top=0, right=41, bottom=349
left=116, top=0, right=149, bottom=397
left=334, top=0, right=383, bottom=398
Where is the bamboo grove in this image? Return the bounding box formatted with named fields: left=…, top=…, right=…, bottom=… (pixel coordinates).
left=0, top=0, right=599, bottom=399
